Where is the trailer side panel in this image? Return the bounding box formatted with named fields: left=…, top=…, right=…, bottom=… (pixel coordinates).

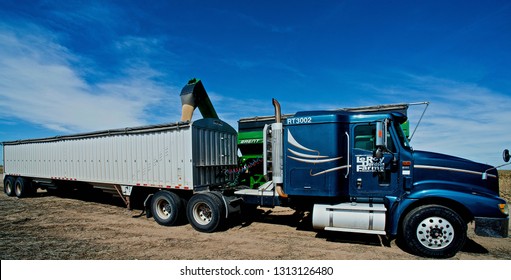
left=3, top=119, right=237, bottom=190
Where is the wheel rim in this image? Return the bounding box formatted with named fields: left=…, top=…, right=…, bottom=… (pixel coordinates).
left=416, top=216, right=454, bottom=250
left=15, top=182, right=22, bottom=196
left=192, top=202, right=212, bottom=225
left=155, top=198, right=171, bottom=219
left=6, top=182, right=13, bottom=194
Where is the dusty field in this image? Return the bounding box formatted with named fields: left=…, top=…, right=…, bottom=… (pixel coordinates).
left=1, top=172, right=510, bottom=260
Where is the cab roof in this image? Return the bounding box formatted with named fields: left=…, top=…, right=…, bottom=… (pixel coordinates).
left=292, top=110, right=408, bottom=124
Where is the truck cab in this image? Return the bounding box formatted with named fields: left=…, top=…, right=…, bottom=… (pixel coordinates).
left=282, top=110, right=412, bottom=201
left=254, top=100, right=509, bottom=258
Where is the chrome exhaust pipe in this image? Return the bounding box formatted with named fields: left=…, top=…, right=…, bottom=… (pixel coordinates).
left=271, top=98, right=287, bottom=198
left=272, top=98, right=281, bottom=123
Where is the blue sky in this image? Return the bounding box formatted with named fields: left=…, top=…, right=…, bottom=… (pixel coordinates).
left=0, top=0, right=510, bottom=168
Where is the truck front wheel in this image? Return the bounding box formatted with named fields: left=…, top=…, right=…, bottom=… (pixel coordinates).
left=402, top=205, right=467, bottom=258
left=151, top=191, right=183, bottom=226
left=4, top=176, right=16, bottom=197
left=187, top=193, right=224, bottom=233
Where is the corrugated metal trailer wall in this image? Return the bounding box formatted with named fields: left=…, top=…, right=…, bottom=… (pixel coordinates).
left=3, top=118, right=237, bottom=191
left=192, top=119, right=238, bottom=188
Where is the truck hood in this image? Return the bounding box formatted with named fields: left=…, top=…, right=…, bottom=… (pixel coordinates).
left=412, top=150, right=499, bottom=196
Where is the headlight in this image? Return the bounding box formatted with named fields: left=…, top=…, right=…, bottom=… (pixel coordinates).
left=499, top=203, right=509, bottom=215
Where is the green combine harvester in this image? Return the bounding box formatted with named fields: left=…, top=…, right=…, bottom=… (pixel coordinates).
left=237, top=116, right=287, bottom=188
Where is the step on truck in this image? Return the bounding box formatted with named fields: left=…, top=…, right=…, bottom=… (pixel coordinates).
left=2, top=79, right=509, bottom=258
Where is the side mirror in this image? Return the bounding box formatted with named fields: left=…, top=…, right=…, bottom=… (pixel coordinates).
left=504, top=149, right=510, bottom=163
left=483, top=149, right=511, bottom=180
left=375, top=120, right=387, bottom=148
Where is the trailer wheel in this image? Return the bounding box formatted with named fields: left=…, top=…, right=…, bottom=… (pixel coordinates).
left=151, top=191, right=183, bottom=226
left=3, top=176, right=16, bottom=197
left=187, top=192, right=224, bottom=233
left=14, top=177, right=33, bottom=198
left=402, top=205, right=467, bottom=258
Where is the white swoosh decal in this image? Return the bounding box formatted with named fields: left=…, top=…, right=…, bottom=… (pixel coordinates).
left=288, top=156, right=343, bottom=164
left=288, top=148, right=328, bottom=159
left=288, top=130, right=317, bottom=152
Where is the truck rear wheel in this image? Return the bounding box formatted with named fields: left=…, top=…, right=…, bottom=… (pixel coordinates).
left=14, top=177, right=33, bottom=198
left=151, top=191, right=183, bottom=226
left=4, top=176, right=16, bottom=197
left=187, top=192, right=225, bottom=233
left=402, top=205, right=467, bottom=258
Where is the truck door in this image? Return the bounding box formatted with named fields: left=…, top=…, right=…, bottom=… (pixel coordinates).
left=349, top=123, right=401, bottom=198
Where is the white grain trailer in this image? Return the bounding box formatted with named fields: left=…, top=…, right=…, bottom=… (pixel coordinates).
left=2, top=118, right=240, bottom=232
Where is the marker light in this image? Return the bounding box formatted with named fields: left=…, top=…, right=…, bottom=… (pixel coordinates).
left=499, top=203, right=509, bottom=215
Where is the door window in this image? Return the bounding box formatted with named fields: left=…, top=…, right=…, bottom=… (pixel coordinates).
left=354, top=125, right=375, bottom=151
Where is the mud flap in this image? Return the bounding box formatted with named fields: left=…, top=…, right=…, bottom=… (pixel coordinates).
left=144, top=194, right=154, bottom=218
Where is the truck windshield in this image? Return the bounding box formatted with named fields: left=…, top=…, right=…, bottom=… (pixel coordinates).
left=394, top=122, right=411, bottom=149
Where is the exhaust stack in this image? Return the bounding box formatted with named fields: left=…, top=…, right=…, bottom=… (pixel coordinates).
left=270, top=98, right=287, bottom=198
left=272, top=98, right=282, bottom=124
left=180, top=78, right=219, bottom=122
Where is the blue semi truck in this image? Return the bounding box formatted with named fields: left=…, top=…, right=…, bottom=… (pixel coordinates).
left=3, top=79, right=509, bottom=258
left=235, top=98, right=509, bottom=258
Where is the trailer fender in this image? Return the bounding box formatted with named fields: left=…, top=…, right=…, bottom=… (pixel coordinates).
left=212, top=192, right=243, bottom=219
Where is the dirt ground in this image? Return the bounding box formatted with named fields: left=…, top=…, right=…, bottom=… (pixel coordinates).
left=1, top=180, right=510, bottom=260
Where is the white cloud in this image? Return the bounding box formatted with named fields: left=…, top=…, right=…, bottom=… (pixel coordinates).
left=374, top=75, right=511, bottom=167
left=0, top=23, right=180, bottom=134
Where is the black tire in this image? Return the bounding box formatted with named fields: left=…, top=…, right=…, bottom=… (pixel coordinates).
left=402, top=205, right=467, bottom=258
left=187, top=192, right=225, bottom=233
left=151, top=191, right=183, bottom=226
left=14, top=177, right=33, bottom=198
left=4, top=176, right=16, bottom=197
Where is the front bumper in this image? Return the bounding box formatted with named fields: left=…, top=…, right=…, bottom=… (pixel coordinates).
left=474, top=217, right=509, bottom=238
